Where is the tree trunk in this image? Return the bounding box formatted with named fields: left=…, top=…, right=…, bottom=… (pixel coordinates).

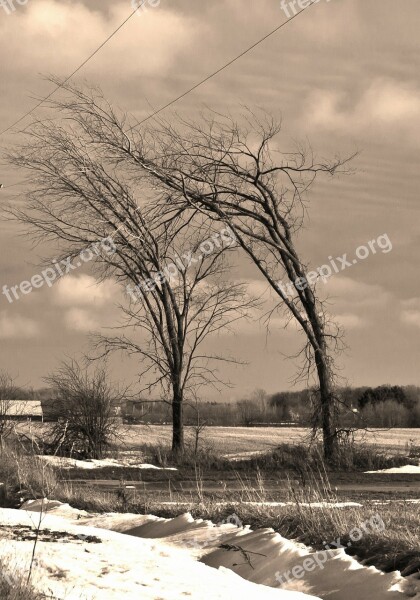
left=315, top=349, right=337, bottom=461
left=171, top=387, right=184, bottom=455
left=300, top=288, right=338, bottom=462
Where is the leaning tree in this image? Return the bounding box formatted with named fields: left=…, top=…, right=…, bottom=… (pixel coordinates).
left=88, top=109, right=354, bottom=460
left=6, top=83, right=254, bottom=455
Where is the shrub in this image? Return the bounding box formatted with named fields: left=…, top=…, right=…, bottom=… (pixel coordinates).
left=45, top=360, right=125, bottom=459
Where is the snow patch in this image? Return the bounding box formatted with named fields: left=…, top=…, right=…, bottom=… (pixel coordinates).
left=39, top=455, right=177, bottom=470
left=365, top=464, right=420, bottom=474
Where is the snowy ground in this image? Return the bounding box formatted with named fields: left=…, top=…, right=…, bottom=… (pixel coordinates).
left=0, top=500, right=419, bottom=600
left=365, top=464, right=420, bottom=474
left=39, top=455, right=178, bottom=470
left=0, top=503, right=317, bottom=600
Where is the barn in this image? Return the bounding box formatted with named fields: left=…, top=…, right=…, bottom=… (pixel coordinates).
left=5, top=400, right=44, bottom=422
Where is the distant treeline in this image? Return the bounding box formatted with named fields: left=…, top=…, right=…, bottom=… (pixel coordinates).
left=120, top=385, right=420, bottom=428
left=20, top=384, right=420, bottom=428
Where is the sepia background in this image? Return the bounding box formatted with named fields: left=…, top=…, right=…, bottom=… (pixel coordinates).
left=0, top=0, right=419, bottom=395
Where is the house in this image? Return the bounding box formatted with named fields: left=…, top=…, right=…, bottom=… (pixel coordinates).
left=4, top=400, right=44, bottom=422
left=39, top=398, right=60, bottom=422
left=123, top=399, right=169, bottom=423
left=124, top=399, right=149, bottom=421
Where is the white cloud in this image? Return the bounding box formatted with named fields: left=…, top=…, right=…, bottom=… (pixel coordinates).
left=235, top=277, right=376, bottom=334
left=322, top=276, right=391, bottom=309
left=307, top=79, right=420, bottom=136
left=54, top=275, right=117, bottom=307
left=400, top=298, right=420, bottom=328
left=244, top=279, right=274, bottom=300
left=0, top=312, right=39, bottom=339
left=335, top=313, right=364, bottom=330
left=64, top=308, right=99, bottom=332
left=0, top=0, right=198, bottom=79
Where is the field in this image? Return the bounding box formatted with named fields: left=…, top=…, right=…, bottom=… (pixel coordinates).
left=20, top=422, right=420, bottom=456
left=125, top=425, right=420, bottom=456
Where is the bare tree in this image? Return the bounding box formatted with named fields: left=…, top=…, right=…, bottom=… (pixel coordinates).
left=0, top=371, right=21, bottom=443
left=187, top=395, right=208, bottom=457
left=45, top=360, right=124, bottom=459
left=7, top=82, right=255, bottom=455
left=79, top=109, right=353, bottom=460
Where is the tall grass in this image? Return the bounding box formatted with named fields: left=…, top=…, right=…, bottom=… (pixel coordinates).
left=135, top=439, right=413, bottom=472
left=0, top=441, right=58, bottom=507
left=0, top=564, right=47, bottom=600
left=136, top=440, right=231, bottom=470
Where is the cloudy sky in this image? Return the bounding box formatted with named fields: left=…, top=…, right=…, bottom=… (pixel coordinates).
left=0, top=0, right=419, bottom=398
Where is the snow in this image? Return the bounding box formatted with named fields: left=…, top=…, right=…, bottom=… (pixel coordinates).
left=1, top=501, right=417, bottom=599
left=39, top=455, right=177, bottom=470
left=77, top=511, right=417, bottom=600
left=22, top=498, right=89, bottom=518
left=0, top=506, right=319, bottom=600
left=365, top=465, right=420, bottom=474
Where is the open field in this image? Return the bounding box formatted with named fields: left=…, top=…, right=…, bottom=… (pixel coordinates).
left=18, top=423, right=420, bottom=457
left=124, top=425, right=420, bottom=456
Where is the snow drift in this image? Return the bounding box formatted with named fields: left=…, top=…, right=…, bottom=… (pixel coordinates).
left=0, top=500, right=418, bottom=599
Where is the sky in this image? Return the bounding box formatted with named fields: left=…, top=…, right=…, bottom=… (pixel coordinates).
left=0, top=0, right=419, bottom=399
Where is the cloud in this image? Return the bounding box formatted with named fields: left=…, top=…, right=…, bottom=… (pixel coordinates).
left=54, top=275, right=117, bottom=307
left=335, top=313, right=364, bottom=330
left=235, top=277, right=376, bottom=335
left=64, top=308, right=99, bottom=332
left=244, top=279, right=275, bottom=300
left=400, top=298, right=420, bottom=328
left=307, top=79, right=420, bottom=139
left=0, top=312, right=40, bottom=339
left=322, top=276, right=391, bottom=309
left=0, top=0, right=197, bottom=79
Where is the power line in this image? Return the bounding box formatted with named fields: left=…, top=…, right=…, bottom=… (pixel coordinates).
left=1, top=179, right=33, bottom=190
left=0, top=1, right=145, bottom=137
left=1, top=0, right=316, bottom=189
left=129, top=1, right=317, bottom=131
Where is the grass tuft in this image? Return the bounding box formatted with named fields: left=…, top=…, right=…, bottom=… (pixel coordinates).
left=0, top=562, right=47, bottom=600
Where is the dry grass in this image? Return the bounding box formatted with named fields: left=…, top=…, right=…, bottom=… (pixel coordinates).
left=132, top=439, right=412, bottom=473
left=0, top=561, right=48, bottom=599
left=0, top=440, right=59, bottom=508
left=50, top=464, right=420, bottom=578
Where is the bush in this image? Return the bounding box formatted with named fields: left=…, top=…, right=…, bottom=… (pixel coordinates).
left=239, top=441, right=413, bottom=473
left=138, top=441, right=231, bottom=470
left=45, top=360, right=125, bottom=459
